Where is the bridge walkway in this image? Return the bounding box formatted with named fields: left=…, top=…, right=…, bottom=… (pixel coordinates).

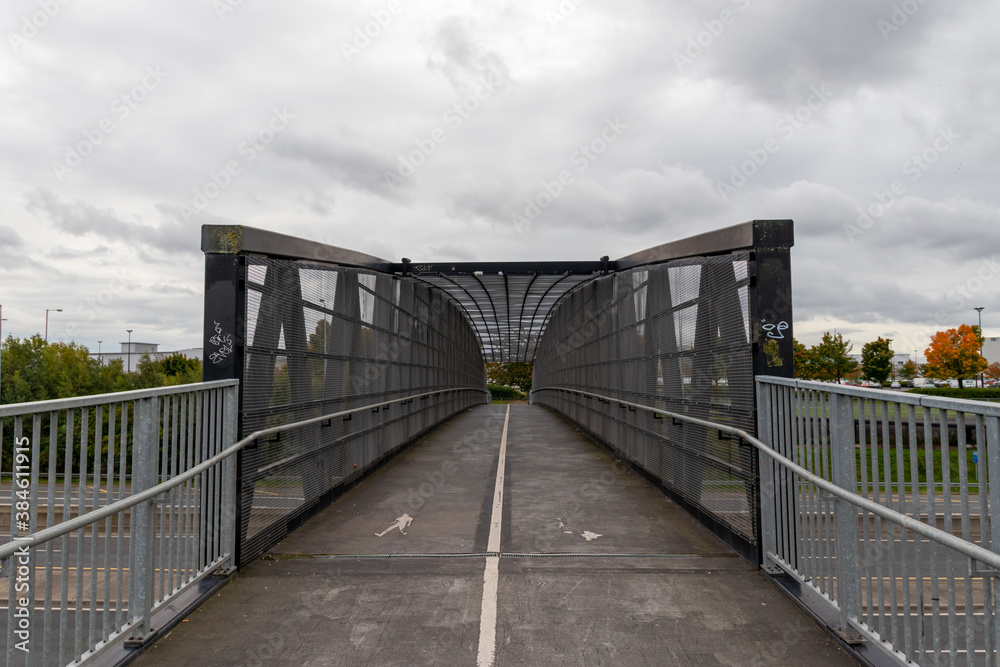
left=135, top=404, right=856, bottom=666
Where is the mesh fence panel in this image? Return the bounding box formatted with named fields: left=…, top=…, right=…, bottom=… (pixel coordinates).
left=532, top=253, right=758, bottom=545
left=237, top=257, right=486, bottom=564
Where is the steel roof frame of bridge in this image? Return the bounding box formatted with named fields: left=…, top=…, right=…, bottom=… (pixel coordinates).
left=201, top=219, right=793, bottom=364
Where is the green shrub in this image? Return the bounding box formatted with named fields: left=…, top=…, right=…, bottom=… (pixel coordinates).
left=909, top=387, right=1000, bottom=401
left=488, top=384, right=525, bottom=400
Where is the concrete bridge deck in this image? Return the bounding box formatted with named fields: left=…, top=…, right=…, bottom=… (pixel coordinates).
left=135, top=404, right=856, bottom=666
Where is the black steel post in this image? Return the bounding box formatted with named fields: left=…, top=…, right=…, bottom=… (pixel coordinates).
left=748, top=222, right=795, bottom=569
left=202, top=248, right=247, bottom=567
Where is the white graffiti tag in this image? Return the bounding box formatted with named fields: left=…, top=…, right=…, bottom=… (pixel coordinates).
left=209, top=321, right=234, bottom=364
left=762, top=321, right=788, bottom=339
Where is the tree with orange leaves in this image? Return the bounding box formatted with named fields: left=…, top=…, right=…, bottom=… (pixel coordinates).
left=924, top=324, right=987, bottom=388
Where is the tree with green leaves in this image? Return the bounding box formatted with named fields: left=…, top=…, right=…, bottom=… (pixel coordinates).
left=897, top=359, right=918, bottom=381
left=1, top=335, right=202, bottom=404
left=1, top=334, right=118, bottom=403
left=133, top=352, right=203, bottom=388
left=861, top=337, right=894, bottom=386
left=485, top=362, right=533, bottom=393
left=810, top=331, right=858, bottom=383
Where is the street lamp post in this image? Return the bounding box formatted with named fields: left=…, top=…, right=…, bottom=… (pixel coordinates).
left=975, top=307, right=985, bottom=388
left=97, top=340, right=103, bottom=365
left=127, top=329, right=133, bottom=373
left=45, top=308, right=63, bottom=342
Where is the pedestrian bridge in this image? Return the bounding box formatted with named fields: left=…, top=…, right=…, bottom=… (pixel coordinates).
left=3, top=220, right=1000, bottom=667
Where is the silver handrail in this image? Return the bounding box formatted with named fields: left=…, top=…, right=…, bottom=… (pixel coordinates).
left=0, top=386, right=488, bottom=561
left=530, top=385, right=1000, bottom=571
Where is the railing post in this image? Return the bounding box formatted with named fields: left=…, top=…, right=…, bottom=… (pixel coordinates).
left=126, top=396, right=160, bottom=647
left=756, top=381, right=781, bottom=573
left=829, top=391, right=864, bottom=643
left=217, top=385, right=239, bottom=575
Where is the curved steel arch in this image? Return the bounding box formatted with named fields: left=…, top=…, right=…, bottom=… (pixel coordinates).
left=412, top=268, right=606, bottom=363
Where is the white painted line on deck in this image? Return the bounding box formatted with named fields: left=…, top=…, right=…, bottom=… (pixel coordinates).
left=477, top=405, right=509, bottom=667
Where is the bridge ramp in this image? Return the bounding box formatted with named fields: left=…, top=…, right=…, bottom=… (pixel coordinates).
left=135, top=404, right=855, bottom=666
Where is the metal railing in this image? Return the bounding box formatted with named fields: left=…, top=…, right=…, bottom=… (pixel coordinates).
left=757, top=377, right=1000, bottom=667
left=1, top=382, right=486, bottom=666
left=0, top=380, right=239, bottom=666
left=534, top=383, right=1000, bottom=666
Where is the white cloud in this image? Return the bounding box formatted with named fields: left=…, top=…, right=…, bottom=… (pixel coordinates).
left=1, top=0, right=997, bottom=352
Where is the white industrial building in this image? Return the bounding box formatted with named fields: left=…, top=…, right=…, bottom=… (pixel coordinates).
left=984, top=336, right=1000, bottom=366
left=91, top=342, right=203, bottom=373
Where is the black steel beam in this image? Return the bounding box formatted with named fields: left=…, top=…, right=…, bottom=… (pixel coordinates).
left=615, top=219, right=794, bottom=270
left=202, top=224, right=393, bottom=271
left=391, top=261, right=612, bottom=275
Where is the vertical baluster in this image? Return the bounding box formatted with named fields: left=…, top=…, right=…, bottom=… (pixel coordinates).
left=158, top=397, right=170, bottom=602
left=974, top=414, right=994, bottom=662
left=58, top=409, right=74, bottom=667
left=115, top=402, right=128, bottom=630
left=803, top=389, right=818, bottom=579
left=220, top=383, right=239, bottom=573
left=41, top=411, right=58, bottom=666
left=858, top=398, right=875, bottom=631
left=817, top=392, right=832, bottom=596
left=985, top=415, right=1000, bottom=665
left=775, top=385, right=790, bottom=566
left=940, top=408, right=957, bottom=667
left=896, top=401, right=913, bottom=658
left=925, top=406, right=943, bottom=666
left=868, top=399, right=888, bottom=637
left=102, top=402, right=115, bottom=640
left=954, top=412, right=975, bottom=666
left=168, top=393, right=180, bottom=594
left=907, top=404, right=926, bottom=662
left=831, top=391, right=861, bottom=638
left=73, top=408, right=88, bottom=660
left=88, top=405, right=102, bottom=651
left=126, top=396, right=159, bottom=647
left=880, top=400, right=900, bottom=648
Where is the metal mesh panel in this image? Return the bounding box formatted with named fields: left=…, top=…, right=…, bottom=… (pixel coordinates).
left=532, top=253, right=758, bottom=544
left=237, top=258, right=486, bottom=564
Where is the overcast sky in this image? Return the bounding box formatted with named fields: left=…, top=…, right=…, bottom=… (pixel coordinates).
left=2, top=0, right=997, bottom=361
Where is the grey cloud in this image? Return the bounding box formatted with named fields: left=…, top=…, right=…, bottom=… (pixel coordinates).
left=47, top=244, right=113, bottom=260
left=25, top=189, right=197, bottom=256
left=3, top=2, right=999, bottom=351
left=683, top=0, right=977, bottom=105
left=149, top=283, right=198, bottom=296
left=517, top=166, right=723, bottom=232
left=0, top=225, right=33, bottom=270
left=427, top=244, right=477, bottom=261
left=426, top=16, right=513, bottom=93
left=851, top=196, right=1000, bottom=262
left=0, top=225, right=25, bottom=249
left=273, top=134, right=397, bottom=197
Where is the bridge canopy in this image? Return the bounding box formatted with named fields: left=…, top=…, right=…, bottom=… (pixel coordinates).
left=399, top=261, right=608, bottom=362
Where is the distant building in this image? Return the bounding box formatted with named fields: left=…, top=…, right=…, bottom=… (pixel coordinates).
left=91, top=342, right=203, bottom=373
left=984, top=337, right=1000, bottom=366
